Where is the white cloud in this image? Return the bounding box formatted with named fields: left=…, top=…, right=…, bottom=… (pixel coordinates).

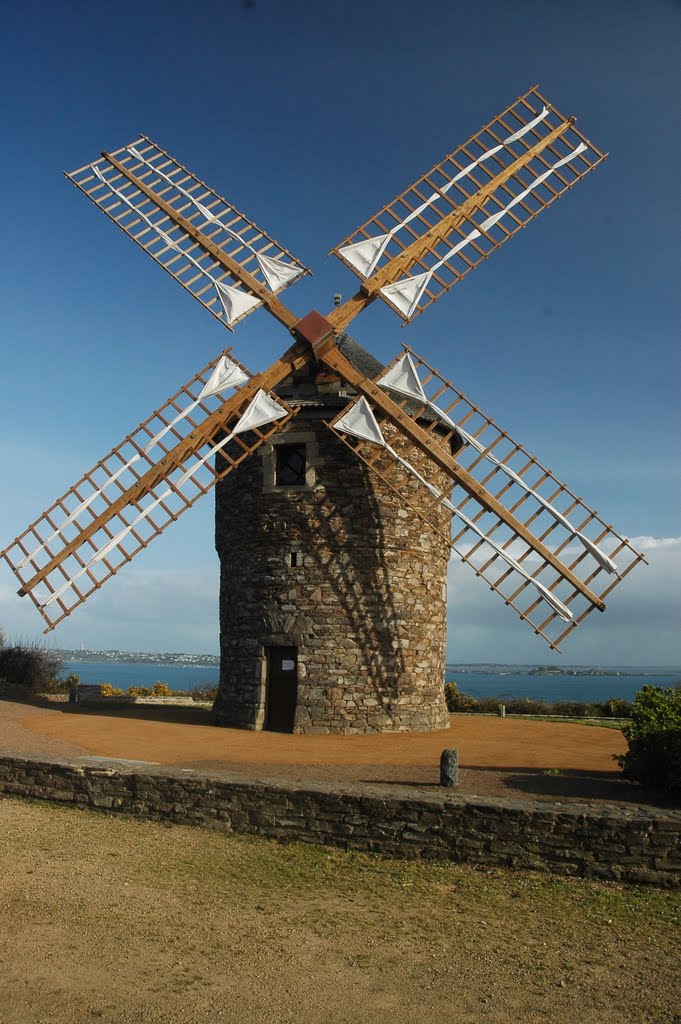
left=446, top=535, right=681, bottom=666
left=0, top=569, right=220, bottom=655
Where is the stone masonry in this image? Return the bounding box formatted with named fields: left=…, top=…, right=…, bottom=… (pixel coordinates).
left=0, top=754, right=678, bottom=888
left=213, top=337, right=454, bottom=734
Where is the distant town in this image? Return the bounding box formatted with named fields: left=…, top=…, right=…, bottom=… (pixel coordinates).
left=55, top=648, right=219, bottom=667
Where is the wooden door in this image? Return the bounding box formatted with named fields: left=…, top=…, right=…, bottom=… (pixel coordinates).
left=265, top=646, right=298, bottom=732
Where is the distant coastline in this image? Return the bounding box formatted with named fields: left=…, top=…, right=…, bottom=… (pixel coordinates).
left=446, top=663, right=681, bottom=678
left=57, top=651, right=680, bottom=702
left=54, top=649, right=680, bottom=678
left=55, top=648, right=219, bottom=668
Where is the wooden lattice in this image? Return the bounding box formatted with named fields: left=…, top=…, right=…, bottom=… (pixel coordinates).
left=332, top=86, right=605, bottom=323
left=1, top=351, right=297, bottom=630
left=327, top=347, right=645, bottom=650
left=67, top=135, right=310, bottom=331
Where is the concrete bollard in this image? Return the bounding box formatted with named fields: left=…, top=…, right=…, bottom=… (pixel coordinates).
left=440, top=748, right=459, bottom=788
left=498, top=704, right=506, bottom=717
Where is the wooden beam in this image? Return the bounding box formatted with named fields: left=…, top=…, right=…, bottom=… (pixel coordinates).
left=18, top=341, right=311, bottom=597
left=325, top=288, right=376, bottom=331
left=103, top=152, right=300, bottom=333
left=362, top=118, right=573, bottom=296
left=316, top=339, right=605, bottom=611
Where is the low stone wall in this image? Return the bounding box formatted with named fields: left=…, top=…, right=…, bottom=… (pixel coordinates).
left=0, top=753, right=678, bottom=888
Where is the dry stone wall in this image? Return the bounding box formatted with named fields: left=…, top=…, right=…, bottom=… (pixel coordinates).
left=214, top=399, right=453, bottom=734
left=0, top=754, right=679, bottom=888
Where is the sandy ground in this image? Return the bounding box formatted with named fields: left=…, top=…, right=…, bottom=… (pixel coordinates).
left=3, top=697, right=674, bottom=808
left=1, top=798, right=679, bottom=1024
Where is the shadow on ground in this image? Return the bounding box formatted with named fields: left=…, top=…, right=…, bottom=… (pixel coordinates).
left=358, top=766, right=680, bottom=810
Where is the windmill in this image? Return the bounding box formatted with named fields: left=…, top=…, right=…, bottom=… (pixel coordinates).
left=1, top=86, right=645, bottom=734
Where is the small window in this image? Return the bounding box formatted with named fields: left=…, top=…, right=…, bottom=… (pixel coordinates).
left=288, top=552, right=300, bottom=568
left=276, top=444, right=306, bottom=486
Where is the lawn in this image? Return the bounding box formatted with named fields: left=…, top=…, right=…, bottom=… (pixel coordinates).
left=0, top=797, right=678, bottom=1024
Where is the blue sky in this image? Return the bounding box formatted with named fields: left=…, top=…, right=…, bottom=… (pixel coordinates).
left=0, top=0, right=679, bottom=664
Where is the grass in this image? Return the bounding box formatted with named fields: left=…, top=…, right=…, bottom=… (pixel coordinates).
left=1, top=797, right=679, bottom=1024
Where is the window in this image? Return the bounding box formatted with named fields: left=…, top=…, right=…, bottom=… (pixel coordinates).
left=275, top=444, right=306, bottom=486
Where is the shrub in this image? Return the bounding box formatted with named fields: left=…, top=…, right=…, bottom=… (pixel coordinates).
left=100, top=683, right=124, bottom=697
left=127, top=682, right=173, bottom=698
left=616, top=685, right=681, bottom=791
left=444, top=682, right=479, bottom=712
left=0, top=641, right=64, bottom=693
left=128, top=685, right=150, bottom=697
left=150, top=682, right=173, bottom=697
left=191, top=685, right=219, bottom=702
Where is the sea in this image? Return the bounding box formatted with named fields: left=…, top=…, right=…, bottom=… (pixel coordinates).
left=61, top=660, right=681, bottom=703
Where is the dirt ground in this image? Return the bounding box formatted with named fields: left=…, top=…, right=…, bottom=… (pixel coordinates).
left=1, top=697, right=675, bottom=808
left=0, top=798, right=679, bottom=1024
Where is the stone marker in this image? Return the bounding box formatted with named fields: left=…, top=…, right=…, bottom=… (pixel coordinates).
left=499, top=704, right=506, bottom=717
left=440, top=748, right=459, bottom=788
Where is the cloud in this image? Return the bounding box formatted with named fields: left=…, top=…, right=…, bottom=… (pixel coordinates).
left=0, top=568, right=220, bottom=655
left=446, top=535, right=681, bottom=666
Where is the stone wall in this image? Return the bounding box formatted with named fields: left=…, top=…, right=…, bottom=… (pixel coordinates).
left=0, top=754, right=678, bottom=888
left=214, top=395, right=453, bottom=735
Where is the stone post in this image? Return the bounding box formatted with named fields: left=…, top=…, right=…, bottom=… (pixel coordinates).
left=440, top=748, right=459, bottom=787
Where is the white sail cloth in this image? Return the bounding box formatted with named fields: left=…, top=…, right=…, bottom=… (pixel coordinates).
left=126, top=147, right=304, bottom=294
left=339, top=107, right=550, bottom=278
left=334, top=396, right=573, bottom=622
left=93, top=165, right=260, bottom=326
left=377, top=353, right=618, bottom=575
left=380, top=143, right=588, bottom=319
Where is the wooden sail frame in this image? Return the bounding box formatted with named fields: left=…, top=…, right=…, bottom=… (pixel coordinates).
left=331, top=86, right=606, bottom=324
left=326, top=347, right=645, bottom=649
left=1, top=350, right=298, bottom=630
left=66, top=135, right=310, bottom=332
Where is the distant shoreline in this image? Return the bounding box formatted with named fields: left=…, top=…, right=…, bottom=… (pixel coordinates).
left=54, top=649, right=680, bottom=677
left=54, top=649, right=219, bottom=668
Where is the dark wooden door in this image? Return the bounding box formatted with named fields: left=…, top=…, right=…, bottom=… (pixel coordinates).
left=265, top=646, right=298, bottom=732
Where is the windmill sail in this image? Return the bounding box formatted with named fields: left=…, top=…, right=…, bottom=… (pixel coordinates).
left=329, top=349, right=645, bottom=650
left=332, top=86, right=605, bottom=323
left=67, top=135, right=310, bottom=331
left=1, top=352, right=296, bottom=631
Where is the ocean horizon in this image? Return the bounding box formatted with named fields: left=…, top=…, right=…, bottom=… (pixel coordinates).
left=61, top=660, right=681, bottom=704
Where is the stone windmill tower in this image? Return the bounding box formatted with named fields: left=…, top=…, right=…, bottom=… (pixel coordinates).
left=213, top=335, right=457, bottom=733
left=2, top=87, right=645, bottom=735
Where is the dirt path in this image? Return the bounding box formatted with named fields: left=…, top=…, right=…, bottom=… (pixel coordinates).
left=19, top=703, right=625, bottom=769
left=0, top=798, right=678, bottom=1024
left=4, top=698, right=671, bottom=808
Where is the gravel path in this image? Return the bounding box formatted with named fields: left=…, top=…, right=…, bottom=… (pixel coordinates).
left=2, top=697, right=673, bottom=808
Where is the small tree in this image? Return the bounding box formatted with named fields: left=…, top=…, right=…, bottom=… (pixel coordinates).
left=616, top=685, right=681, bottom=792
left=0, top=639, right=64, bottom=693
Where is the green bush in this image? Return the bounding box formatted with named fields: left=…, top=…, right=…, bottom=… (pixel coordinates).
left=616, top=685, right=681, bottom=791
left=0, top=640, right=64, bottom=693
